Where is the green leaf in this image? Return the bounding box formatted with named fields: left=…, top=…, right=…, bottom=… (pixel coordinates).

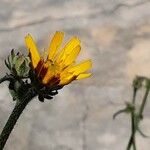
left=18, top=60, right=26, bottom=77
left=137, top=127, right=149, bottom=138
left=9, top=89, right=18, bottom=101
left=11, top=49, right=15, bottom=61
left=4, top=59, right=10, bottom=69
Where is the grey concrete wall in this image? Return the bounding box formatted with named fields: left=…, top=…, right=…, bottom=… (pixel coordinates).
left=0, top=0, right=150, bottom=149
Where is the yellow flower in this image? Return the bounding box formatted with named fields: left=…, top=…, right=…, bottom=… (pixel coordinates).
left=25, top=31, right=92, bottom=87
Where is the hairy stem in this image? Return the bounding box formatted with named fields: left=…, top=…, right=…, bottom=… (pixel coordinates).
left=0, top=88, right=36, bottom=150
left=0, top=75, right=13, bottom=84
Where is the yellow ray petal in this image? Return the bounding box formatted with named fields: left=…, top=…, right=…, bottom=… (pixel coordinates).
left=76, top=73, right=92, bottom=80
left=42, top=61, right=59, bottom=84
left=42, top=68, right=54, bottom=84
left=63, top=45, right=81, bottom=67
left=68, top=59, right=92, bottom=75
left=48, top=31, right=64, bottom=60
left=60, top=70, right=92, bottom=85
left=60, top=75, right=75, bottom=85
left=25, top=34, right=40, bottom=68
left=56, top=37, right=80, bottom=63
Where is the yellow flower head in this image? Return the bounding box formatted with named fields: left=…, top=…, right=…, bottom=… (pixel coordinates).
left=25, top=31, right=92, bottom=88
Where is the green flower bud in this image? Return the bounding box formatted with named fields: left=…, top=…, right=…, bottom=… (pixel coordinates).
left=5, top=49, right=30, bottom=77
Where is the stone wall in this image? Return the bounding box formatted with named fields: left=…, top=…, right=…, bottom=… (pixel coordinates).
left=0, top=0, right=150, bottom=149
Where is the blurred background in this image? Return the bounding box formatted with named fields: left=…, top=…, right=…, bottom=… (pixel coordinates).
left=0, top=0, right=150, bottom=149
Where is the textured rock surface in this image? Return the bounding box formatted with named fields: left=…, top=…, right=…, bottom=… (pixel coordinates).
left=0, top=0, right=150, bottom=149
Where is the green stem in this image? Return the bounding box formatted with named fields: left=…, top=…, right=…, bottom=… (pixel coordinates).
left=0, top=88, right=36, bottom=150
left=138, top=88, right=150, bottom=117
left=132, top=88, right=137, bottom=150
left=126, top=114, right=137, bottom=150
left=127, top=87, right=150, bottom=150
left=126, top=88, right=137, bottom=150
